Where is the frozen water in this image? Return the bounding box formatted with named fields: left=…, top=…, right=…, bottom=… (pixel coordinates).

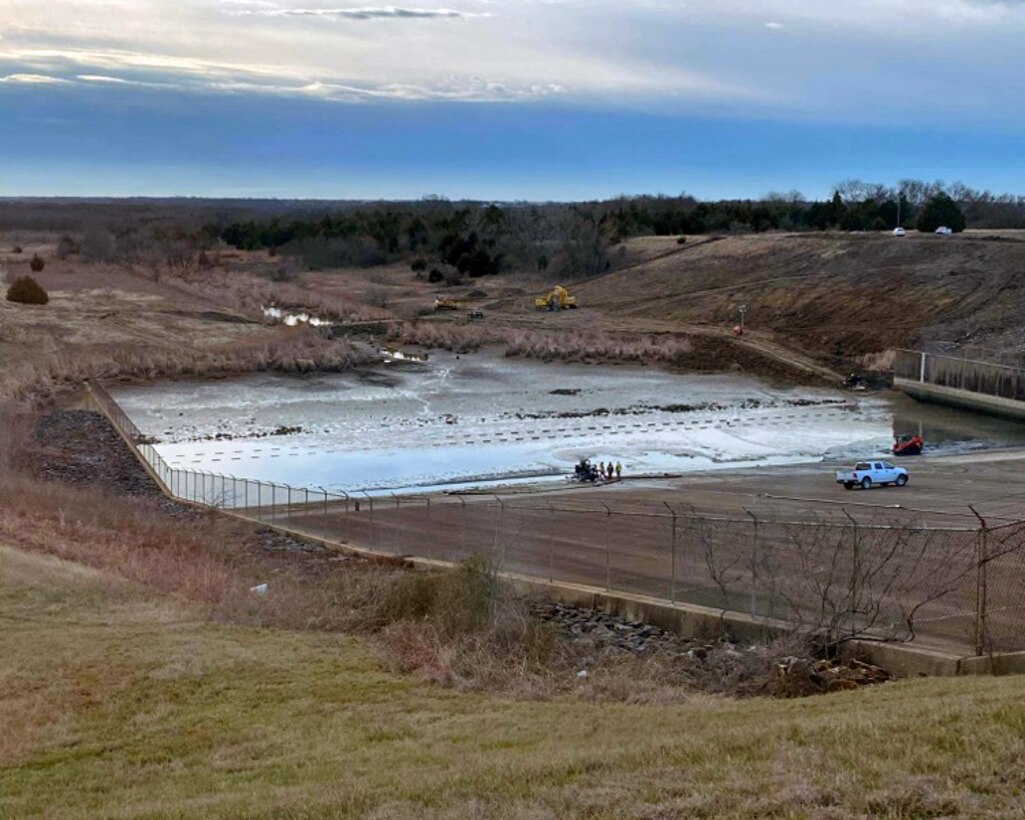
left=109, top=352, right=1025, bottom=495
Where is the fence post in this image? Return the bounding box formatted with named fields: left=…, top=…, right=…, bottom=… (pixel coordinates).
left=493, top=494, right=505, bottom=566
left=664, top=502, right=677, bottom=604
left=842, top=509, right=861, bottom=642
left=361, top=492, right=374, bottom=549
left=424, top=497, right=432, bottom=561
left=548, top=502, right=555, bottom=583
left=602, top=503, right=612, bottom=592
left=745, top=508, right=758, bottom=619
left=459, top=495, right=468, bottom=556
left=969, top=506, right=989, bottom=657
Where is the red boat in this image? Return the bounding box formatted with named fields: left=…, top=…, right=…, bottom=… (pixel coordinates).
left=892, top=434, right=924, bottom=456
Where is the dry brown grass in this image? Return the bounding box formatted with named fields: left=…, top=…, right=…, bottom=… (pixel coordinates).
left=166, top=268, right=392, bottom=323
left=388, top=321, right=693, bottom=364
left=857, top=348, right=897, bottom=371
left=3, top=327, right=370, bottom=403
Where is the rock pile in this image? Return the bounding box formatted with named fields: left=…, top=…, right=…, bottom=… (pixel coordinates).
left=534, top=602, right=697, bottom=655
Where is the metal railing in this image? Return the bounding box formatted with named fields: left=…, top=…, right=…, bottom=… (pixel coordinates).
left=896, top=348, right=1025, bottom=403
left=85, top=380, right=1025, bottom=656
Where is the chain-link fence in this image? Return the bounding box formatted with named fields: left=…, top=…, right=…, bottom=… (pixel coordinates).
left=86, top=380, right=1025, bottom=656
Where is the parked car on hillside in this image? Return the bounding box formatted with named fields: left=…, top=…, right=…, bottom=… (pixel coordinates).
left=835, top=461, right=909, bottom=490
left=935, top=226, right=954, bottom=236
left=893, top=227, right=907, bottom=237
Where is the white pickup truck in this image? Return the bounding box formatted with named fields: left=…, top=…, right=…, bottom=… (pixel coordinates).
left=835, top=461, right=909, bottom=490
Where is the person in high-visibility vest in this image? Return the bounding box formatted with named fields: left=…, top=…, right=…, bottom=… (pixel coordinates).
left=615, top=462, right=622, bottom=479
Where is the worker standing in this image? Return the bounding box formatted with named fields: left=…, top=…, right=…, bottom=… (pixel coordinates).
left=606, top=462, right=614, bottom=480
left=599, top=461, right=606, bottom=479
left=615, top=462, right=622, bottom=480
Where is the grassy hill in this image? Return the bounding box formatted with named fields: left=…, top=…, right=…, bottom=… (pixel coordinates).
left=4, top=542, right=1025, bottom=819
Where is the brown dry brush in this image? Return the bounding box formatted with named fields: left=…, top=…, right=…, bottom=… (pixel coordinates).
left=734, top=514, right=980, bottom=650
left=166, top=269, right=390, bottom=323
left=387, top=321, right=694, bottom=363
left=6, top=330, right=372, bottom=403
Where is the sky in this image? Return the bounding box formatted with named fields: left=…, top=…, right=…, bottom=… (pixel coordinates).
left=1, top=0, right=1024, bottom=200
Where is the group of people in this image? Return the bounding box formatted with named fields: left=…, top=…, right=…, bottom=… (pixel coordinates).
left=573, top=458, right=623, bottom=483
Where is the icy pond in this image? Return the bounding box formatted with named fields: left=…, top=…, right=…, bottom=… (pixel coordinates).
left=111, top=352, right=1025, bottom=495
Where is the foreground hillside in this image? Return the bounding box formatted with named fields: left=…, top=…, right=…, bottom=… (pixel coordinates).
left=576, top=231, right=1025, bottom=363
left=4, top=542, right=1025, bottom=819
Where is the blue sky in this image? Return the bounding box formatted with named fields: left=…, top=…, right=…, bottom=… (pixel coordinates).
left=2, top=0, right=1025, bottom=200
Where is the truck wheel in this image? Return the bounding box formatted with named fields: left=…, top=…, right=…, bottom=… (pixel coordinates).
left=896, top=474, right=908, bottom=487
left=843, top=482, right=854, bottom=490
left=860, top=476, right=872, bottom=490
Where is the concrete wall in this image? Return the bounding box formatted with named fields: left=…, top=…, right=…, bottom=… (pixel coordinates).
left=895, top=350, right=1025, bottom=419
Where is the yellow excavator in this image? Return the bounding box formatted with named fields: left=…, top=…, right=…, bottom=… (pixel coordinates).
left=534, top=285, right=578, bottom=311
left=433, top=298, right=463, bottom=311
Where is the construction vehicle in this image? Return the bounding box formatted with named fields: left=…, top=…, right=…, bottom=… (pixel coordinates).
left=434, top=298, right=463, bottom=312
left=892, top=434, right=924, bottom=456
left=467, top=309, right=485, bottom=321
left=535, top=285, right=578, bottom=311
left=572, top=458, right=601, bottom=482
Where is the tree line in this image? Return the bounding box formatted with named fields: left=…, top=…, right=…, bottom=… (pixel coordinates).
left=213, top=180, right=1025, bottom=278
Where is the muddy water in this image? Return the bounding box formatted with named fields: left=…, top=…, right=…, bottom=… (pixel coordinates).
left=111, top=352, right=1025, bottom=495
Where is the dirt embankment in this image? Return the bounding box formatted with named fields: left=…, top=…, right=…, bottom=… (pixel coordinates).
left=574, top=231, right=1025, bottom=363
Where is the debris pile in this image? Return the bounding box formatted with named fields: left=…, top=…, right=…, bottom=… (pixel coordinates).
left=769, top=656, right=891, bottom=697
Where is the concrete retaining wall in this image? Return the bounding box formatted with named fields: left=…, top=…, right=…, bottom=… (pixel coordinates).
left=895, top=350, right=1025, bottom=419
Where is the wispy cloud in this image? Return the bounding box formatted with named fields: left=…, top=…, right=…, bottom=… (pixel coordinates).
left=227, top=5, right=486, bottom=20
left=0, top=72, right=67, bottom=84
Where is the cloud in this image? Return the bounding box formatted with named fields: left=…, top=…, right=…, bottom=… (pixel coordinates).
left=2, top=0, right=1024, bottom=126
left=0, top=73, right=67, bottom=84
left=226, top=5, right=486, bottom=20
left=76, top=73, right=178, bottom=89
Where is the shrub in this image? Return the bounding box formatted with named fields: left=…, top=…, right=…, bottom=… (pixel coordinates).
left=29, top=254, right=45, bottom=272
left=411, top=257, right=428, bottom=272
left=428, top=268, right=444, bottom=284
left=56, top=235, right=80, bottom=259
left=198, top=250, right=211, bottom=268
left=6, top=275, right=49, bottom=305
left=676, top=236, right=688, bottom=244
left=11, top=245, right=22, bottom=254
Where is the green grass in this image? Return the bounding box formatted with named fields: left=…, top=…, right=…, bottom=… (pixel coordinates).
left=4, top=544, right=1025, bottom=819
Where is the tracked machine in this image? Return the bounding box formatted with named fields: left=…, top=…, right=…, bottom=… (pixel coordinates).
left=535, top=285, right=578, bottom=311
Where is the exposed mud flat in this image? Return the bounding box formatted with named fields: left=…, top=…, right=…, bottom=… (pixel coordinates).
left=111, top=352, right=1025, bottom=495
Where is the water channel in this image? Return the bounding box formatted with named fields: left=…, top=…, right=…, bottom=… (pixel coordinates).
left=111, top=352, right=1025, bottom=495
